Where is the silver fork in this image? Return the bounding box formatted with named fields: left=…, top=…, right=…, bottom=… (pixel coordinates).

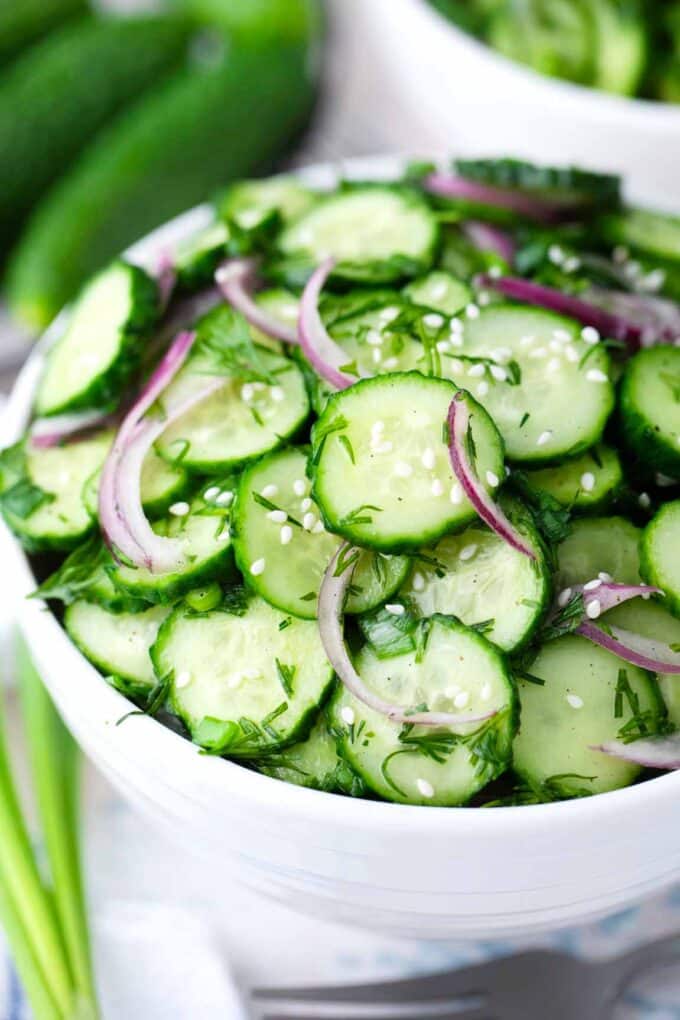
left=251, top=933, right=680, bottom=1020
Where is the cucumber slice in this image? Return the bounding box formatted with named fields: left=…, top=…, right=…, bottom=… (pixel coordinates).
left=83, top=446, right=190, bottom=520
left=600, top=208, right=680, bottom=264
left=34, top=537, right=148, bottom=613
left=278, top=186, right=439, bottom=283
left=606, top=600, right=680, bottom=728
left=311, top=375, right=505, bottom=552
left=154, top=595, right=334, bottom=755
left=403, top=270, right=472, bottom=316
left=455, top=158, right=620, bottom=211
left=36, top=261, right=158, bottom=416
left=620, top=346, right=680, bottom=478
left=591, top=0, right=647, bottom=96
left=218, top=174, right=316, bottom=230
left=108, top=487, right=236, bottom=603
left=0, top=0, right=86, bottom=66
left=328, top=616, right=516, bottom=806
left=249, top=288, right=298, bottom=350
left=556, top=516, right=642, bottom=589
left=516, top=443, right=622, bottom=513
left=173, top=220, right=230, bottom=290
left=640, top=500, right=680, bottom=616
left=442, top=305, right=614, bottom=463
left=256, top=713, right=366, bottom=795
left=155, top=347, right=309, bottom=472
left=400, top=503, right=550, bottom=652
left=232, top=446, right=409, bottom=618
left=65, top=601, right=169, bottom=699
left=0, top=432, right=111, bottom=552
left=513, top=635, right=666, bottom=798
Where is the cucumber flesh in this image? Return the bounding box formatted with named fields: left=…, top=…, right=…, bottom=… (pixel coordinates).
left=256, top=713, right=366, bottom=795
left=218, top=174, right=316, bottom=230
left=620, top=346, right=680, bottom=478
left=606, top=599, right=680, bottom=728
left=404, top=270, right=472, bottom=316
left=249, top=288, right=298, bottom=350
left=640, top=500, right=680, bottom=616
left=556, top=516, right=642, bottom=590
left=600, top=208, right=680, bottom=264
left=83, top=447, right=190, bottom=520
left=517, top=443, right=622, bottom=512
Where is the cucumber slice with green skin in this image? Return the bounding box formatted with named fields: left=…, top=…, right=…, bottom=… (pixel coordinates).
left=218, top=175, right=316, bottom=230
left=0, top=432, right=111, bottom=552
left=403, top=270, right=472, bottom=316
left=0, top=0, right=86, bottom=66
left=454, top=158, right=620, bottom=211
left=399, top=504, right=550, bottom=653
left=620, top=346, right=680, bottom=478
left=36, top=261, right=158, bottom=417
left=232, top=446, right=409, bottom=618
left=255, top=713, right=366, bottom=795
left=556, top=516, right=642, bottom=590
left=328, top=616, right=517, bottom=806
left=600, top=208, right=680, bottom=264
left=83, top=446, right=191, bottom=520
left=513, top=635, right=666, bottom=798
left=173, top=220, right=230, bottom=290
left=441, top=305, right=615, bottom=464
left=278, top=186, right=439, bottom=284
left=154, top=595, right=334, bottom=755
left=65, top=601, right=169, bottom=699
left=155, top=347, right=309, bottom=473
left=249, top=288, right=298, bottom=350
left=311, top=375, right=505, bottom=552
left=516, top=443, right=623, bottom=513
left=108, top=488, right=236, bottom=604
left=640, top=500, right=680, bottom=616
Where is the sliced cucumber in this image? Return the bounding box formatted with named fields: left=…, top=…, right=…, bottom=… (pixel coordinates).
left=329, top=616, right=516, bottom=806
left=600, top=208, right=680, bottom=264
left=606, top=599, right=680, bottom=728
left=400, top=502, right=550, bottom=652
left=455, top=158, right=620, bottom=212
left=513, top=635, right=666, bottom=798
left=108, top=487, right=236, bottom=603
left=516, top=443, right=623, bottom=513
left=620, top=346, right=680, bottom=477
left=640, top=500, right=680, bottom=616
left=154, top=594, right=333, bottom=754
left=441, top=305, right=614, bottom=463
left=36, top=261, right=158, bottom=416
left=218, top=174, right=316, bottom=230
left=173, top=219, right=230, bottom=290
left=155, top=347, right=309, bottom=472
left=65, top=600, right=169, bottom=699
left=556, top=516, right=642, bottom=589
left=83, top=445, right=190, bottom=520
left=0, top=432, right=111, bottom=552
left=256, top=713, right=366, bottom=795
left=311, top=375, right=505, bottom=552
left=232, top=446, right=409, bottom=618
left=278, top=186, right=439, bottom=283
left=34, top=537, right=148, bottom=613
left=249, top=288, right=298, bottom=349
left=404, top=270, right=472, bottom=316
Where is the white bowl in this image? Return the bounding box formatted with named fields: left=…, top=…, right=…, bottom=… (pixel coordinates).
left=3, top=157, right=680, bottom=940
left=354, top=0, right=680, bottom=210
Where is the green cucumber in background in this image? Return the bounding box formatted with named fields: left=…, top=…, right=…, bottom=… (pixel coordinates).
left=7, top=7, right=319, bottom=330
left=0, top=0, right=86, bottom=66
left=0, top=15, right=193, bottom=246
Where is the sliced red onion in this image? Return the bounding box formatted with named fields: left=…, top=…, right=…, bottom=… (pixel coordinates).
left=216, top=257, right=298, bottom=345
left=577, top=622, right=680, bottom=674
left=424, top=172, right=564, bottom=224
left=462, top=220, right=516, bottom=265
left=573, top=581, right=662, bottom=615
left=478, top=274, right=680, bottom=348
left=447, top=392, right=536, bottom=560
left=298, top=257, right=368, bottom=390
left=591, top=735, right=680, bottom=770
left=30, top=408, right=113, bottom=448
left=155, top=250, right=177, bottom=312
left=319, top=544, right=497, bottom=728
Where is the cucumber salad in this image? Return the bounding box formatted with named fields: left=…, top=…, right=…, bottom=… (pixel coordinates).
left=4, top=156, right=680, bottom=807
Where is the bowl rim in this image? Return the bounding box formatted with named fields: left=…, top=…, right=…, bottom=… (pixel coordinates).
left=4, top=153, right=680, bottom=839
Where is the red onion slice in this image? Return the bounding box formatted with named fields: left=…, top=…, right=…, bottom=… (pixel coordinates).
left=577, top=622, right=680, bottom=674
left=319, top=544, right=498, bottom=727
left=30, top=408, right=113, bottom=448
left=298, top=257, right=367, bottom=390
left=155, top=249, right=177, bottom=312
left=424, top=172, right=564, bottom=224
left=462, top=221, right=515, bottom=265
left=591, top=735, right=680, bottom=770
left=216, top=257, right=298, bottom=345
left=572, top=581, right=662, bottom=615
left=447, top=392, right=536, bottom=559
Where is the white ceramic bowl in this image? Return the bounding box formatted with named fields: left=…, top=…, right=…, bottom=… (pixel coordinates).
left=3, top=157, right=680, bottom=941
left=354, top=0, right=680, bottom=210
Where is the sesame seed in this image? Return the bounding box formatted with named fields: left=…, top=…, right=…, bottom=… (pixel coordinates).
left=450, top=483, right=463, bottom=505
left=371, top=420, right=385, bottom=435
left=529, top=347, right=547, bottom=359
left=581, top=326, right=600, bottom=345
left=250, top=558, right=266, bottom=576
left=240, top=383, right=255, bottom=402
left=281, top=303, right=298, bottom=320
left=584, top=578, right=602, bottom=591
left=372, top=348, right=383, bottom=365
left=553, top=329, right=571, bottom=342
left=262, top=484, right=278, bottom=499
left=450, top=318, right=463, bottom=334
left=431, top=281, right=448, bottom=300
left=656, top=472, right=676, bottom=487
left=586, top=369, right=609, bottom=383
left=280, top=525, right=293, bottom=545
left=267, top=509, right=287, bottom=524
left=549, top=339, right=562, bottom=353
left=436, top=340, right=451, bottom=353
left=412, top=571, right=425, bottom=592
left=547, top=357, right=561, bottom=373
left=424, top=312, right=444, bottom=329
left=341, top=706, right=356, bottom=726
left=454, top=691, right=470, bottom=709
left=421, top=447, right=435, bottom=470
left=204, top=485, right=220, bottom=501
left=558, top=587, right=573, bottom=607
left=459, top=544, right=477, bottom=562
left=366, top=330, right=383, bottom=346
left=379, top=306, right=400, bottom=323
left=638, top=492, right=651, bottom=509
left=465, top=303, right=480, bottom=319
left=586, top=599, right=601, bottom=619
left=217, top=527, right=230, bottom=542
left=642, top=269, right=665, bottom=292
left=468, top=363, right=486, bottom=378
left=563, top=256, right=581, bottom=273
left=565, top=345, right=579, bottom=362
left=394, top=460, right=413, bottom=478
left=169, top=501, right=190, bottom=516
left=385, top=604, right=405, bottom=616
left=383, top=357, right=399, bottom=369
left=481, top=682, right=492, bottom=701
left=536, top=430, right=552, bottom=447
left=416, top=778, right=435, bottom=799
left=598, top=572, right=613, bottom=582
left=488, top=265, right=502, bottom=279
left=270, top=386, right=285, bottom=402
left=566, top=693, right=584, bottom=710
left=215, top=490, right=234, bottom=507
left=431, top=479, right=444, bottom=497
left=580, top=472, right=595, bottom=492
left=175, top=670, right=192, bottom=689
left=449, top=333, right=464, bottom=349
left=477, top=291, right=491, bottom=307
left=303, top=512, right=317, bottom=531
left=486, top=470, right=499, bottom=487
left=300, top=497, right=312, bottom=512
left=477, top=381, right=489, bottom=397
left=293, top=479, right=306, bottom=496
left=519, top=335, right=535, bottom=348
left=490, top=364, right=507, bottom=382
left=548, top=244, right=565, bottom=265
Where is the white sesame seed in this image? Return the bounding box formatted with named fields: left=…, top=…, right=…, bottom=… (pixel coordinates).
left=598, top=572, right=613, bottom=582
left=642, top=269, right=665, bottom=293
left=204, top=485, right=220, bottom=501
left=586, top=599, right=601, bottom=619
left=215, top=490, right=234, bottom=507
left=175, top=670, right=192, bottom=689
left=431, top=281, right=448, bottom=300
left=481, top=682, right=492, bottom=701
left=424, top=312, right=444, bottom=329
left=563, top=256, right=581, bottom=273
left=240, top=383, right=255, bottom=402
left=519, top=334, right=535, bottom=348
left=459, top=544, right=477, bottom=562
left=262, top=484, right=278, bottom=499
left=267, top=509, right=287, bottom=524
left=383, top=357, right=399, bottom=369
left=412, top=571, right=425, bottom=592
left=468, top=362, right=486, bottom=378
left=394, top=460, right=413, bottom=478
left=303, top=512, right=316, bottom=531
left=548, top=244, right=565, bottom=265
left=280, top=525, right=293, bottom=545
left=558, top=588, right=573, bottom=607
left=450, top=483, right=463, bottom=505
left=454, top=690, right=470, bottom=709
left=477, top=381, right=489, bottom=397
left=547, top=357, right=561, bottom=373
left=341, top=706, right=356, bottom=726
left=581, top=326, right=600, bottom=345
left=371, top=420, right=385, bottom=435
left=372, top=440, right=393, bottom=455
left=281, top=303, right=298, bottom=320
left=465, top=303, right=480, bottom=319
left=293, top=479, right=306, bottom=496
left=250, top=558, right=266, bottom=576
left=638, top=492, right=651, bottom=509
left=553, top=329, right=571, bottom=342
left=169, top=501, right=190, bottom=516
left=486, top=470, right=499, bottom=488
left=436, top=340, right=451, bottom=353
left=536, top=430, right=552, bottom=447
left=488, top=265, right=502, bottom=279
left=450, top=317, right=463, bottom=334
left=449, top=333, right=464, bottom=348
left=656, top=472, right=677, bottom=487
left=586, top=368, right=609, bottom=383
left=298, top=497, right=311, bottom=513
left=565, top=345, right=579, bottom=363
left=580, top=472, right=595, bottom=492
left=566, top=693, right=584, bottom=710
left=366, top=329, right=383, bottom=346
left=529, top=347, right=547, bottom=359
left=421, top=447, right=435, bottom=470
left=217, top=527, right=230, bottom=542
left=490, top=364, right=507, bottom=382
left=431, top=479, right=444, bottom=497
left=477, top=290, right=491, bottom=307
left=372, top=348, right=383, bottom=365
left=584, top=578, right=602, bottom=591
left=385, top=603, right=405, bottom=616
left=379, top=306, right=400, bottom=323
left=416, top=778, right=435, bottom=799
left=549, top=339, right=562, bottom=353
left=270, top=385, right=285, bottom=402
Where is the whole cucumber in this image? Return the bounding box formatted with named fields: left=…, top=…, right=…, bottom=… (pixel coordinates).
left=0, top=0, right=86, bottom=66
